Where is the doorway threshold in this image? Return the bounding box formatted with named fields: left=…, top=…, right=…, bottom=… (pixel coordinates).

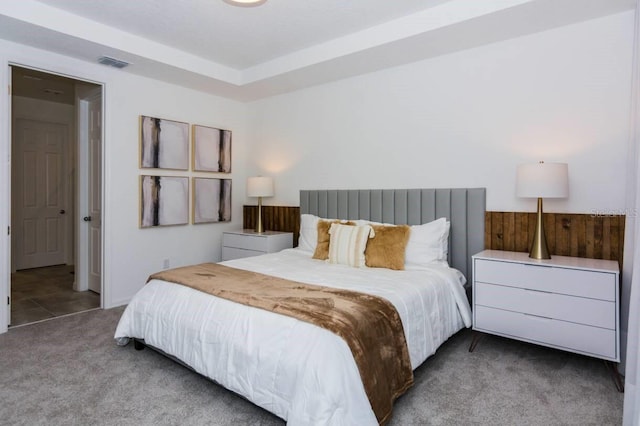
left=9, top=307, right=101, bottom=330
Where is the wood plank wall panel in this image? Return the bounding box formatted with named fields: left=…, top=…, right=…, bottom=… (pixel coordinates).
left=243, top=206, right=625, bottom=267
left=243, top=206, right=301, bottom=247
left=485, top=211, right=625, bottom=266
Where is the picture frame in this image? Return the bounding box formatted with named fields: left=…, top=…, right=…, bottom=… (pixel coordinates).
left=192, top=124, right=232, bottom=173
left=140, top=115, right=189, bottom=170
left=140, top=175, right=189, bottom=227
left=192, top=177, right=232, bottom=224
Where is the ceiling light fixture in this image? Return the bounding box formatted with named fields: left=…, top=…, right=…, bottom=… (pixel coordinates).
left=222, top=0, right=267, bottom=7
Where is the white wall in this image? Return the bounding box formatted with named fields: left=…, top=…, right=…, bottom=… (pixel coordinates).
left=246, top=12, right=634, bottom=216
left=0, top=39, right=248, bottom=332
left=243, top=10, right=635, bottom=372
left=12, top=96, right=74, bottom=122
left=102, top=71, right=247, bottom=307
left=0, top=11, right=634, bottom=334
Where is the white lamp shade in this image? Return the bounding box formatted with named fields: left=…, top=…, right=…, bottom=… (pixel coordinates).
left=516, top=162, right=569, bottom=198
left=247, top=176, right=274, bottom=198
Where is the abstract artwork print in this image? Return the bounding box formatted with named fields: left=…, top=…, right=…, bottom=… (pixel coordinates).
left=140, top=175, right=189, bottom=227
left=192, top=177, right=232, bottom=224
left=192, top=125, right=232, bottom=173
left=140, top=116, right=189, bottom=170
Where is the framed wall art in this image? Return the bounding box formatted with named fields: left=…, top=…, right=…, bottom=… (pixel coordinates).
left=140, top=175, right=189, bottom=227
left=192, top=125, right=232, bottom=173
left=192, top=177, right=232, bottom=224
left=140, top=115, right=189, bottom=170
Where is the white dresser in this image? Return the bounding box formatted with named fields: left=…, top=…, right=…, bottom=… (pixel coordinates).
left=222, top=230, right=293, bottom=261
left=471, top=250, right=620, bottom=363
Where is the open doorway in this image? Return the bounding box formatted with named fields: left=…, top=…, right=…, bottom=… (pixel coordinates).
left=9, top=65, right=103, bottom=327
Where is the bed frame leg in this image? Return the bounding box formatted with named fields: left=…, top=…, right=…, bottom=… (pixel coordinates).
left=468, top=331, right=483, bottom=352
left=134, top=339, right=145, bottom=351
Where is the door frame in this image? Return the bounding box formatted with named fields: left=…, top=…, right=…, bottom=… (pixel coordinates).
left=1, top=65, right=11, bottom=329
left=0, top=61, right=107, bottom=332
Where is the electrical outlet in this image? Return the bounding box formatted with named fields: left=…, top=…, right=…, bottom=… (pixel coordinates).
left=163, top=258, right=170, bottom=269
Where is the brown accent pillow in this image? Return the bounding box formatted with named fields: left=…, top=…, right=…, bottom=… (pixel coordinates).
left=312, top=220, right=355, bottom=260
left=365, top=224, right=411, bottom=270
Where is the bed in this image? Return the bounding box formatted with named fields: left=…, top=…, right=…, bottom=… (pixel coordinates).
left=114, top=188, right=486, bottom=425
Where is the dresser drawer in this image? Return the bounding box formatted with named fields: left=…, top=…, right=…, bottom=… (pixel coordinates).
left=475, top=259, right=615, bottom=301
left=223, top=233, right=269, bottom=251
left=222, top=247, right=264, bottom=261
left=474, top=305, right=616, bottom=360
left=475, top=282, right=615, bottom=329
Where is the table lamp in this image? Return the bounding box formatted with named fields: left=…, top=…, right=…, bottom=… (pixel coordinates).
left=516, top=161, right=569, bottom=259
left=247, top=176, right=274, bottom=233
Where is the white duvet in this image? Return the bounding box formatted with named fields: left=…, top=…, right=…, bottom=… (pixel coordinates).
left=114, top=248, right=472, bottom=425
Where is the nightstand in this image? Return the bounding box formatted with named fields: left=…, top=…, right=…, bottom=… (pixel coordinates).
left=469, top=249, right=622, bottom=391
left=222, top=230, right=293, bottom=261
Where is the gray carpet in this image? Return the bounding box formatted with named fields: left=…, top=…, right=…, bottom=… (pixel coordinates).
left=0, top=307, right=623, bottom=425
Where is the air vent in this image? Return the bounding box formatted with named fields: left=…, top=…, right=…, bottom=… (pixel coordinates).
left=97, top=56, right=130, bottom=69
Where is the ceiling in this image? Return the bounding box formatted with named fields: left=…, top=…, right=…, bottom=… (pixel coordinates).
left=0, top=0, right=635, bottom=101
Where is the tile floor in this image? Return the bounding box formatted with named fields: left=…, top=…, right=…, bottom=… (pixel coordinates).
left=10, top=264, right=100, bottom=327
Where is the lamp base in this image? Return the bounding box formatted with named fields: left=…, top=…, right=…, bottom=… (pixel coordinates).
left=255, top=197, right=264, bottom=233
left=529, top=197, right=550, bottom=260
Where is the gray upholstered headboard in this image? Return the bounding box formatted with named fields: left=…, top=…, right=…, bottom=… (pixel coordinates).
left=300, top=188, right=486, bottom=288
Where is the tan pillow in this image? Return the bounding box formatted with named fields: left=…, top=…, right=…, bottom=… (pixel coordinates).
left=312, top=220, right=355, bottom=260
left=365, top=224, right=411, bottom=270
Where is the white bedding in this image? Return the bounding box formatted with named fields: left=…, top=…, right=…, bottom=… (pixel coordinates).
left=114, top=248, right=472, bottom=425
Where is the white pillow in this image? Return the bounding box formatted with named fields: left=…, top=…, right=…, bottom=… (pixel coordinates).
left=328, top=223, right=373, bottom=268
left=298, top=214, right=320, bottom=253
left=405, top=218, right=450, bottom=269
left=355, top=218, right=450, bottom=265
left=298, top=214, right=355, bottom=253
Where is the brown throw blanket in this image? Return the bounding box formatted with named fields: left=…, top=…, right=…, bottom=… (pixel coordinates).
left=149, top=263, right=413, bottom=425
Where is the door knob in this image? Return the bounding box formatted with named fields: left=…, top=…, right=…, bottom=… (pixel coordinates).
left=83, top=216, right=92, bottom=222
left=59, top=210, right=66, bottom=214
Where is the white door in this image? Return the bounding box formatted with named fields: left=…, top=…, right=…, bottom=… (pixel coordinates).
left=12, top=119, right=67, bottom=270
left=87, top=92, right=102, bottom=293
